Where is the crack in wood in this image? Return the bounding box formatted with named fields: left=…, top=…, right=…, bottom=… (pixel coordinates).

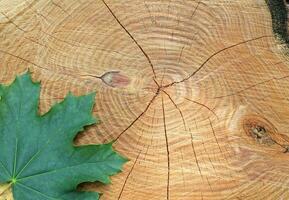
left=0, top=0, right=38, bottom=32
left=117, top=152, right=141, bottom=200
left=161, top=96, right=170, bottom=200
left=214, top=74, right=289, bottom=99
left=177, top=46, right=185, bottom=66
left=0, top=13, right=136, bottom=88
left=2, top=2, right=286, bottom=198
left=1, top=12, right=27, bottom=33
left=162, top=90, right=187, bottom=130
left=190, top=0, right=202, bottom=19
left=0, top=49, right=48, bottom=71
left=209, top=119, right=230, bottom=164
left=40, top=29, right=97, bottom=50
left=174, top=0, right=202, bottom=71
left=114, top=91, right=159, bottom=141
left=0, top=12, right=49, bottom=49
left=50, top=0, right=70, bottom=16
left=206, top=176, right=213, bottom=192
left=32, top=8, right=50, bottom=23
left=162, top=89, right=207, bottom=180
left=163, top=35, right=273, bottom=88
left=189, top=129, right=203, bottom=178
left=0, top=12, right=50, bottom=49
left=201, top=138, right=217, bottom=176
left=101, top=0, right=158, bottom=80
left=209, top=119, right=222, bottom=153
left=184, top=97, right=218, bottom=119
left=2, top=7, right=143, bottom=63
left=0, top=49, right=94, bottom=82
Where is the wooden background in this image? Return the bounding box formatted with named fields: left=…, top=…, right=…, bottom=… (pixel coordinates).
left=1, top=0, right=289, bottom=199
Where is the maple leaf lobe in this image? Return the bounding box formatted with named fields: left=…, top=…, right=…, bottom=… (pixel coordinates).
left=0, top=72, right=127, bottom=200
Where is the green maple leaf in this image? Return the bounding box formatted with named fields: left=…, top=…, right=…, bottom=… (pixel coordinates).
left=0, top=72, right=127, bottom=200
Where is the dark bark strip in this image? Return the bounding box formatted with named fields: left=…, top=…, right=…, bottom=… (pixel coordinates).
left=265, top=0, right=289, bottom=47
left=101, top=0, right=157, bottom=79
left=161, top=96, right=170, bottom=200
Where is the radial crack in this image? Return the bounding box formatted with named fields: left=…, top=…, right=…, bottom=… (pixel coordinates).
left=101, top=0, right=157, bottom=79
left=114, top=91, right=158, bottom=141
left=40, top=29, right=97, bottom=50
left=161, top=96, right=170, bottom=200
left=162, top=90, right=187, bottom=130
left=51, top=0, right=70, bottom=16
left=189, top=129, right=203, bottom=178
left=118, top=152, right=141, bottom=200
left=190, top=0, right=202, bottom=19
left=209, top=119, right=222, bottom=153
left=201, top=139, right=217, bottom=175
left=0, top=49, right=94, bottom=80
left=209, top=119, right=230, bottom=163
left=214, top=74, right=289, bottom=99
left=184, top=97, right=218, bottom=119
left=0, top=49, right=48, bottom=71
left=0, top=12, right=48, bottom=48
left=1, top=12, right=27, bottom=33
left=164, top=35, right=273, bottom=88
left=178, top=46, right=185, bottom=65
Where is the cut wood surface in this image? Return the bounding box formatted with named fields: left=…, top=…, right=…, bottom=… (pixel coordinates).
left=1, top=0, right=289, bottom=199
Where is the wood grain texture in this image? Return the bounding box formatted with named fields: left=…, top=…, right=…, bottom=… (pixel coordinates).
left=1, top=0, right=289, bottom=199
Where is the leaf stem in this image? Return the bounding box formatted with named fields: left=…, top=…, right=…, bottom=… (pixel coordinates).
left=12, top=138, right=18, bottom=177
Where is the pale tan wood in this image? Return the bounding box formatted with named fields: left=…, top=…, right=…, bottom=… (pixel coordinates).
left=0, top=183, right=12, bottom=200
left=1, top=0, right=289, bottom=199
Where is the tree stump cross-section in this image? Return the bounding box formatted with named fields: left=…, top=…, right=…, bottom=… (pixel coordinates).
left=1, top=0, right=289, bottom=199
